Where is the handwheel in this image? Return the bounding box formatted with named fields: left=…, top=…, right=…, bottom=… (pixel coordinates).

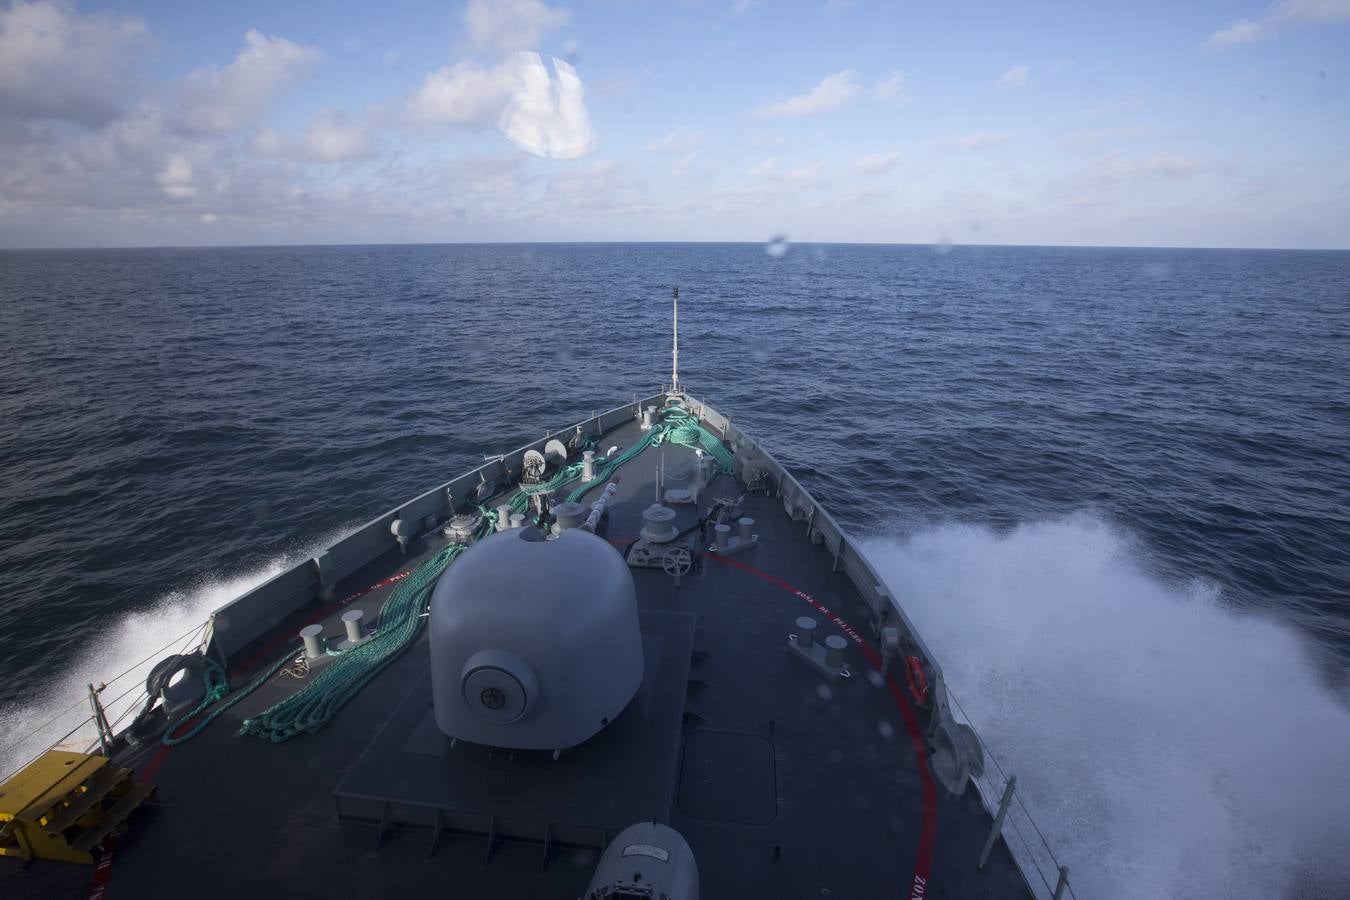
left=662, top=546, right=692, bottom=578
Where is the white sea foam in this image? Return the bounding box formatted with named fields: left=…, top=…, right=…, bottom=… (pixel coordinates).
left=861, top=513, right=1350, bottom=900
left=0, top=530, right=350, bottom=780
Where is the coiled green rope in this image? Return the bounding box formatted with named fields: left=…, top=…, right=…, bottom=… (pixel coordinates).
left=161, top=649, right=296, bottom=746
left=657, top=407, right=735, bottom=473
left=238, top=540, right=474, bottom=743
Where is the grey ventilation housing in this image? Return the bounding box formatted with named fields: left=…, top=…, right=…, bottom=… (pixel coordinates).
left=429, top=527, right=644, bottom=750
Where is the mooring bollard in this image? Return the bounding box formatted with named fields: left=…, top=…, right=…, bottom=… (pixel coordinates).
left=300, top=624, right=325, bottom=660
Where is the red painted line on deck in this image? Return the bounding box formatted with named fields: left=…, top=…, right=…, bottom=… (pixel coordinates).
left=85, top=834, right=118, bottom=900
left=138, top=744, right=173, bottom=782
left=709, top=552, right=937, bottom=900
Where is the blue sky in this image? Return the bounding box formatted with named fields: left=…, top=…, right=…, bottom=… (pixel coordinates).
left=0, top=0, right=1347, bottom=248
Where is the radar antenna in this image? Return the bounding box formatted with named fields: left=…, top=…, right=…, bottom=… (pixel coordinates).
left=670, top=286, right=680, bottom=392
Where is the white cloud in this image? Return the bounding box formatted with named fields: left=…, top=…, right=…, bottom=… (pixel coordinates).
left=1091, top=151, right=1201, bottom=180
left=464, top=0, right=568, bottom=52
left=956, top=131, right=1014, bottom=149
left=1067, top=124, right=1152, bottom=146
left=540, top=159, right=653, bottom=222
left=755, top=70, right=860, bottom=118
left=1208, top=0, right=1350, bottom=46
left=176, top=30, right=321, bottom=135
left=499, top=53, right=596, bottom=159
left=74, top=104, right=169, bottom=170
left=998, top=65, right=1030, bottom=89
left=406, top=60, right=517, bottom=126
left=851, top=150, right=902, bottom=176
left=0, top=0, right=148, bottom=124
left=747, top=156, right=824, bottom=186
left=452, top=154, right=523, bottom=195
left=1082, top=90, right=1145, bottom=118
left=305, top=109, right=374, bottom=162
left=157, top=154, right=195, bottom=199
left=250, top=128, right=288, bottom=157
left=647, top=128, right=702, bottom=154
left=785, top=161, right=823, bottom=186
left=748, top=156, right=778, bottom=177
left=552, top=159, right=616, bottom=195
left=402, top=59, right=523, bottom=126
left=405, top=51, right=595, bottom=159
left=673, top=152, right=698, bottom=176
left=873, top=71, right=909, bottom=102
left=1209, top=19, right=1266, bottom=45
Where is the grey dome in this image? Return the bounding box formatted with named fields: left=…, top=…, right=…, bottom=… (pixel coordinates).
left=429, top=526, right=643, bottom=750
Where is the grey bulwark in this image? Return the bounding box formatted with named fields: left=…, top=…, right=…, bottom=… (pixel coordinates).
left=0, top=393, right=1032, bottom=900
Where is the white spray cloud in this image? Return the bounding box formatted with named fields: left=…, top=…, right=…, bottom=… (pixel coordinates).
left=861, top=514, right=1350, bottom=899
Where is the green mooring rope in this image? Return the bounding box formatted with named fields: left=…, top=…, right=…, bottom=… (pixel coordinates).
left=563, top=402, right=731, bottom=503
left=657, top=406, right=736, bottom=473
left=238, top=539, right=476, bottom=743
left=161, top=649, right=296, bottom=746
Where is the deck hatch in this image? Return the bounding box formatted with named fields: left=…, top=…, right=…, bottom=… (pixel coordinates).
left=677, top=730, right=778, bottom=825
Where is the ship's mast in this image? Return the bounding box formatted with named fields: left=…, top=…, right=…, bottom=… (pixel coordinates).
left=671, top=286, right=680, bottom=392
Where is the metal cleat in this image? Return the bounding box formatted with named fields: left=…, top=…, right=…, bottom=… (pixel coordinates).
left=786, top=617, right=850, bottom=681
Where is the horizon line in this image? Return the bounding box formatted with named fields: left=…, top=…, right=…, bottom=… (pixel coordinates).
left=2, top=239, right=1347, bottom=253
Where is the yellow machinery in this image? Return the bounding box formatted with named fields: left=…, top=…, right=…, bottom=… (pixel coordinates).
left=0, top=750, right=156, bottom=864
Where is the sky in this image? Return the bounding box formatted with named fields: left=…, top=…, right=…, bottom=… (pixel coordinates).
left=0, top=0, right=1347, bottom=249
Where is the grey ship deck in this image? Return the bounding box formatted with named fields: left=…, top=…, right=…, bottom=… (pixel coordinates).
left=2, top=394, right=1031, bottom=899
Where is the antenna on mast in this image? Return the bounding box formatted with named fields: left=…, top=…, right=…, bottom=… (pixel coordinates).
left=670, top=286, right=680, bottom=393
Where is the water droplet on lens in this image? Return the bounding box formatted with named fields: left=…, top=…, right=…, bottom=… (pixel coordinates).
left=866, top=669, right=885, bottom=688
left=765, top=234, right=790, bottom=257
left=878, top=720, right=895, bottom=738
left=816, top=683, right=833, bottom=702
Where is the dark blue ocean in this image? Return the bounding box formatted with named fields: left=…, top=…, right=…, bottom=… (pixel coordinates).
left=1, top=243, right=1348, bottom=898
